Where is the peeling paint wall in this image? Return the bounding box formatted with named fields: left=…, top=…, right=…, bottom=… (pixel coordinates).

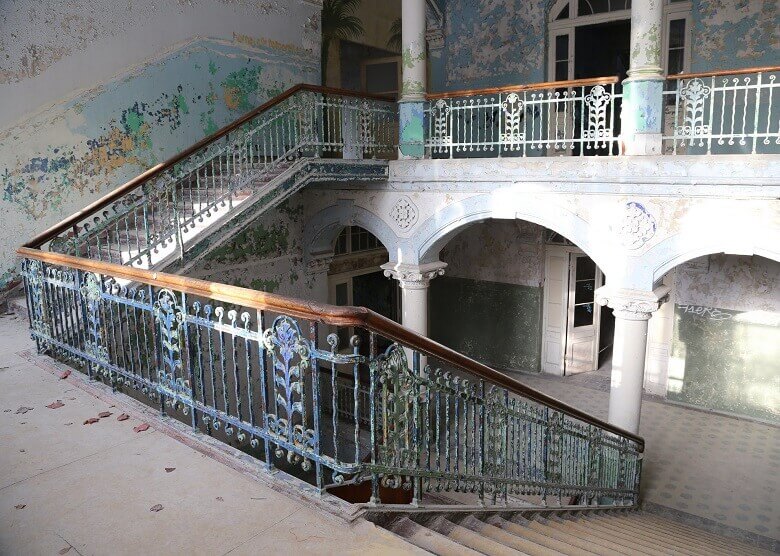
left=692, top=0, right=780, bottom=71
left=431, top=0, right=779, bottom=92
left=431, top=220, right=546, bottom=372
left=185, top=194, right=325, bottom=299
left=1, top=1, right=320, bottom=291
left=433, top=0, right=550, bottom=91
left=668, top=255, right=780, bottom=423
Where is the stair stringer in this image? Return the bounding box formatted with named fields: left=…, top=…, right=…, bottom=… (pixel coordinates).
left=163, top=158, right=390, bottom=276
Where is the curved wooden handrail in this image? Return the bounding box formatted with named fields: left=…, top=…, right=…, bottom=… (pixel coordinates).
left=426, top=76, right=621, bottom=101
left=667, top=65, right=780, bottom=80
left=23, top=84, right=395, bottom=250
left=18, top=246, right=645, bottom=451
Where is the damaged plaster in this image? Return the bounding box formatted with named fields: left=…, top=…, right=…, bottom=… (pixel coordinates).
left=0, top=36, right=317, bottom=291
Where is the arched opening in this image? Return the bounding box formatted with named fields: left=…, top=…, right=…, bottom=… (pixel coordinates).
left=428, top=218, right=615, bottom=379
left=325, top=225, right=400, bottom=355
left=646, top=253, right=780, bottom=425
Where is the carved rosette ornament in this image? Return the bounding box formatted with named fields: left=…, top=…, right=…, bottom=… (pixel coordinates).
left=595, top=285, right=670, bottom=321
left=614, top=201, right=657, bottom=250
left=389, top=196, right=419, bottom=231
left=381, top=261, right=447, bottom=290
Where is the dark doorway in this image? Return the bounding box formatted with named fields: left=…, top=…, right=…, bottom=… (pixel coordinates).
left=352, top=270, right=399, bottom=354
left=574, top=20, right=630, bottom=155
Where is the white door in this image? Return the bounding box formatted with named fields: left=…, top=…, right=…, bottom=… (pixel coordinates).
left=564, top=253, right=602, bottom=374
left=542, top=250, right=569, bottom=374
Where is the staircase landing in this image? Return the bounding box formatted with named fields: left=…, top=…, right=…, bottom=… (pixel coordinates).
left=0, top=311, right=418, bottom=555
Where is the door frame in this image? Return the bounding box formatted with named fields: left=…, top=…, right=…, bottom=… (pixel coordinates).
left=542, top=244, right=606, bottom=376
left=547, top=0, right=693, bottom=83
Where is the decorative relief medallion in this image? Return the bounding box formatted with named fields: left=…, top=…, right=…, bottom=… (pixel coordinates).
left=389, top=196, right=419, bottom=230
left=614, top=201, right=656, bottom=250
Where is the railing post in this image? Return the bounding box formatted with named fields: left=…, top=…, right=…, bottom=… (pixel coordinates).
left=310, top=321, right=323, bottom=490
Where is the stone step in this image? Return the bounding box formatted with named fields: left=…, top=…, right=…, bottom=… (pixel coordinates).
left=387, top=516, right=484, bottom=556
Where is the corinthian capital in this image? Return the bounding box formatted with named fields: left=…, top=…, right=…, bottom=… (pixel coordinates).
left=381, top=261, right=447, bottom=290
left=595, top=285, right=670, bottom=320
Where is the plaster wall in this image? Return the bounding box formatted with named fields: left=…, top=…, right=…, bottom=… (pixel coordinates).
left=432, top=220, right=547, bottom=371
left=430, top=0, right=779, bottom=92
left=1, top=1, right=320, bottom=291
left=666, top=254, right=780, bottom=423
left=0, top=0, right=321, bottom=128
left=185, top=192, right=327, bottom=302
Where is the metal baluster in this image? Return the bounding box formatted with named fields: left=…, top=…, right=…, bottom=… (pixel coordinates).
left=257, top=309, right=272, bottom=468
left=309, top=321, right=323, bottom=490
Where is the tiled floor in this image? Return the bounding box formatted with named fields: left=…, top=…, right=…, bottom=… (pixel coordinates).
left=514, top=365, right=780, bottom=543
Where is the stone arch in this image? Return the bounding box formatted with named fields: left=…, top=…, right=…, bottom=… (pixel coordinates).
left=304, top=201, right=400, bottom=260
left=644, top=230, right=780, bottom=286
left=413, top=191, right=614, bottom=274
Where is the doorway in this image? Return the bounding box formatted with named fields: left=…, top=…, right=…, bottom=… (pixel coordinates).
left=542, top=245, right=614, bottom=375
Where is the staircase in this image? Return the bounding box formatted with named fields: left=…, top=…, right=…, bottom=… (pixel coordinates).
left=29, top=84, right=396, bottom=273
left=378, top=510, right=773, bottom=555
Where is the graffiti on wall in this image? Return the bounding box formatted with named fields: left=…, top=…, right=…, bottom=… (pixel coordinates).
left=0, top=38, right=317, bottom=291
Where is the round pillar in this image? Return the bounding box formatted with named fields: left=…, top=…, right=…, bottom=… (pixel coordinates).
left=596, top=285, right=669, bottom=434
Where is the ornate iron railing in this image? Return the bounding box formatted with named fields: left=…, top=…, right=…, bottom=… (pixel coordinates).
left=25, top=85, right=397, bottom=270
left=663, top=66, right=780, bottom=154
left=19, top=249, right=643, bottom=509
left=18, top=82, right=642, bottom=511
left=424, top=77, right=622, bottom=158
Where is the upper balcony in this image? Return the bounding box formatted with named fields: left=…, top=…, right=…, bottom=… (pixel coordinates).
left=418, top=66, right=779, bottom=159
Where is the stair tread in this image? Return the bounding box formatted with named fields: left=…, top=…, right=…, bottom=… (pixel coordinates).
left=572, top=515, right=709, bottom=556
left=590, top=514, right=736, bottom=555
left=462, top=516, right=567, bottom=556
left=490, top=516, right=599, bottom=556
left=428, top=517, right=528, bottom=556
left=539, top=516, right=662, bottom=556
left=388, top=517, right=484, bottom=556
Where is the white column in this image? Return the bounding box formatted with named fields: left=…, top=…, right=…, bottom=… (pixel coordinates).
left=382, top=261, right=446, bottom=368
left=596, top=286, right=669, bottom=434
left=621, top=0, right=665, bottom=155
left=398, top=0, right=427, bottom=158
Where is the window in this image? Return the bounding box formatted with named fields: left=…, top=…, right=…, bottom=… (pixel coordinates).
left=667, top=18, right=687, bottom=76
left=554, top=34, right=570, bottom=81
left=573, top=256, right=596, bottom=327
left=577, top=0, right=631, bottom=16
left=333, top=226, right=382, bottom=256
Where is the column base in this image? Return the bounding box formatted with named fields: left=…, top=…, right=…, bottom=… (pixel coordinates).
left=398, top=100, right=425, bottom=159
left=621, top=77, right=664, bottom=156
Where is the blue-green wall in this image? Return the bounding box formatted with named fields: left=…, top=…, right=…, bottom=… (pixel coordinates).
left=430, top=276, right=543, bottom=372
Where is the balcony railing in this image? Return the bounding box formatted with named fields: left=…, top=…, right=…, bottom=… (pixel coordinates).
left=425, top=76, right=622, bottom=158
left=662, top=65, right=780, bottom=154
left=18, top=84, right=642, bottom=512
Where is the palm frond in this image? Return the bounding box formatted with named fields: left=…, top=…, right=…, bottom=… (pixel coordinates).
left=387, top=17, right=402, bottom=52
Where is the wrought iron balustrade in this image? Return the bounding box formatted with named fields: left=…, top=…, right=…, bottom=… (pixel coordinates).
left=26, top=85, right=396, bottom=271
left=18, top=81, right=642, bottom=512
left=425, top=77, right=622, bottom=158
left=19, top=248, right=643, bottom=510
left=663, top=65, right=780, bottom=154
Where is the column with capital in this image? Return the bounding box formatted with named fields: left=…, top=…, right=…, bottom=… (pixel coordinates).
left=595, top=285, right=669, bottom=433
left=381, top=261, right=446, bottom=368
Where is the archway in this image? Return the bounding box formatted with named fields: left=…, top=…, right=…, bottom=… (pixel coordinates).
left=426, top=218, right=615, bottom=379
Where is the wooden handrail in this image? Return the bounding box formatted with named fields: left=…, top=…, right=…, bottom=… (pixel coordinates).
left=18, top=246, right=644, bottom=451
left=426, top=76, right=621, bottom=101
left=667, top=65, right=780, bottom=80
left=23, top=84, right=395, bottom=250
